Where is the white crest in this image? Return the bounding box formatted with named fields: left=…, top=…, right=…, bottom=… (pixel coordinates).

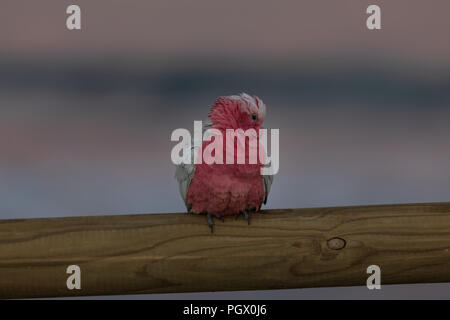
left=229, top=92, right=266, bottom=123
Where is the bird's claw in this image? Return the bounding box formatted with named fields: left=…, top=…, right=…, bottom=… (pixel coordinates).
left=235, top=210, right=251, bottom=225
left=206, top=213, right=224, bottom=233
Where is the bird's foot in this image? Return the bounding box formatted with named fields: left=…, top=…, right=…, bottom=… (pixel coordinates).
left=206, top=213, right=224, bottom=233
left=234, top=210, right=251, bottom=225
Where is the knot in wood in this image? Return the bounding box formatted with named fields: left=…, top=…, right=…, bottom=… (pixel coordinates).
left=327, top=237, right=346, bottom=250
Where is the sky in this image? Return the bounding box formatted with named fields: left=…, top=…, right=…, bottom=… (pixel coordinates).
left=1, top=0, right=450, bottom=65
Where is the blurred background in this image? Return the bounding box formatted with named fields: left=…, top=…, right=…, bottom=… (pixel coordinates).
left=1, top=0, right=450, bottom=299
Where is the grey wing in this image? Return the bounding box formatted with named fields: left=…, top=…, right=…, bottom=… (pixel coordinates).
left=174, top=118, right=212, bottom=212
left=175, top=158, right=195, bottom=212
left=262, top=174, right=273, bottom=205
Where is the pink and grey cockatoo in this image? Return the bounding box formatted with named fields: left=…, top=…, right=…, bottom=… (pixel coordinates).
left=175, top=93, right=273, bottom=232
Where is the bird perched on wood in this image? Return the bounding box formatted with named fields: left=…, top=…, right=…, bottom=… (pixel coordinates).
left=175, top=93, right=273, bottom=232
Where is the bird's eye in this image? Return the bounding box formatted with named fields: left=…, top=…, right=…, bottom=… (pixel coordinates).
left=251, top=114, right=257, bottom=121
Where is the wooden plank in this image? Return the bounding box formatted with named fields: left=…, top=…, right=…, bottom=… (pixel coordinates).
left=1, top=202, right=450, bottom=298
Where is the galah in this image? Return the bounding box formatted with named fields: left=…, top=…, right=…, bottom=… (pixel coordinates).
left=175, top=93, right=273, bottom=232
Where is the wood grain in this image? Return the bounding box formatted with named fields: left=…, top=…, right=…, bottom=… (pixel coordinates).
left=1, top=202, right=450, bottom=298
